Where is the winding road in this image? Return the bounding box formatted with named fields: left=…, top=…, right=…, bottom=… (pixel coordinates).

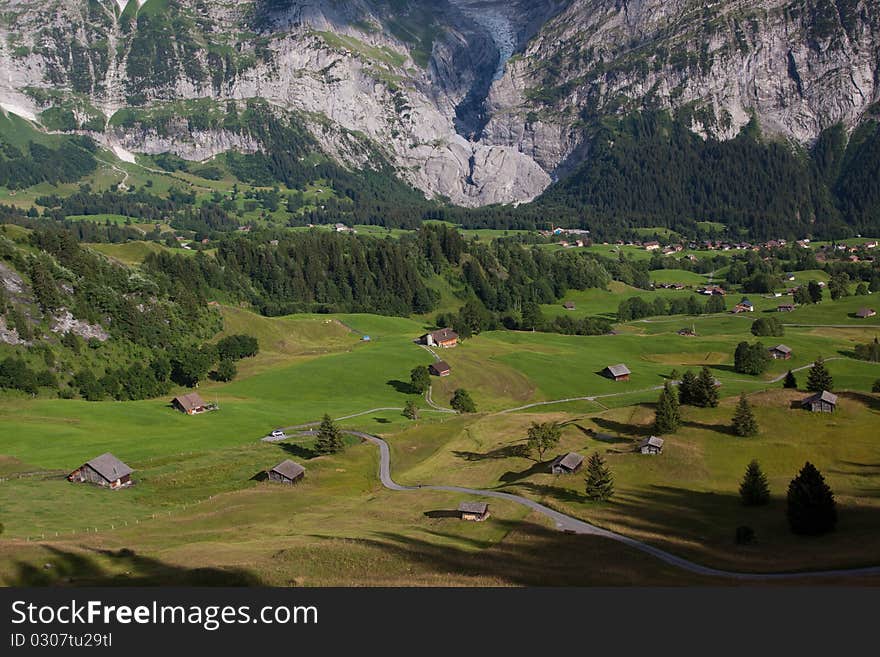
left=272, top=429, right=880, bottom=581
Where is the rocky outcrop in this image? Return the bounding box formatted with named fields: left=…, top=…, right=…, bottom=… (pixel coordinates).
left=49, top=310, right=109, bottom=342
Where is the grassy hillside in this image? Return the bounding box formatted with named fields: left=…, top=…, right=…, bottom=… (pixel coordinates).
left=1, top=294, right=879, bottom=584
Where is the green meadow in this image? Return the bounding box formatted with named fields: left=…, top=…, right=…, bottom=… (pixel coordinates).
left=1, top=292, right=879, bottom=585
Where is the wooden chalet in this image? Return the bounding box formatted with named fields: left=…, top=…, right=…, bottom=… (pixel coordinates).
left=638, top=436, right=665, bottom=455
left=458, top=501, right=490, bottom=522
left=172, top=392, right=210, bottom=415
left=268, top=460, right=306, bottom=484
left=856, top=307, right=877, bottom=319
left=563, top=301, right=576, bottom=310
left=802, top=390, right=838, bottom=413
left=768, top=344, right=793, bottom=360
left=732, top=299, right=755, bottom=313
left=777, top=304, right=796, bottom=312
left=603, top=364, right=631, bottom=381
left=550, top=452, right=585, bottom=475
left=429, top=360, right=452, bottom=377
left=421, top=328, right=459, bottom=348
left=68, top=453, right=133, bottom=489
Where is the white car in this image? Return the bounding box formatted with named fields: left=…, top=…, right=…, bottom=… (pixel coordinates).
left=270, top=429, right=285, bottom=439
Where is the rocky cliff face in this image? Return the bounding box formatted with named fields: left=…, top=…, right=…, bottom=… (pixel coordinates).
left=483, top=0, right=880, bottom=176
left=0, top=0, right=878, bottom=205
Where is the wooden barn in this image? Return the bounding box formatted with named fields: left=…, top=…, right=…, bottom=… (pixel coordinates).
left=550, top=452, right=584, bottom=475
left=802, top=390, right=838, bottom=413
left=429, top=360, right=452, bottom=377
left=563, top=301, right=576, bottom=311
left=458, top=501, right=490, bottom=522
left=68, top=453, right=133, bottom=489
left=638, top=436, right=665, bottom=455
left=172, top=392, right=210, bottom=415
left=603, top=364, right=631, bottom=381
left=769, top=344, right=793, bottom=360
left=732, top=299, right=755, bottom=313
left=856, top=307, right=877, bottom=319
left=421, top=328, right=459, bottom=348
left=268, top=460, right=306, bottom=484
left=777, top=304, right=796, bottom=312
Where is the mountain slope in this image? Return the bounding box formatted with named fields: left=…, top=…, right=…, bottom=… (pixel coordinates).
left=0, top=0, right=878, bottom=214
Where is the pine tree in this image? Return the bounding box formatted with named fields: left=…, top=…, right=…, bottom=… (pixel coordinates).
left=653, top=381, right=681, bottom=434
left=403, top=400, right=419, bottom=420
left=783, top=370, right=798, bottom=389
left=678, top=370, right=698, bottom=405
left=584, top=452, right=614, bottom=501
left=314, top=414, right=345, bottom=454
left=806, top=357, right=833, bottom=392
left=739, top=460, right=771, bottom=506
left=786, top=462, right=837, bottom=535
left=731, top=393, right=759, bottom=437
left=696, top=366, right=719, bottom=407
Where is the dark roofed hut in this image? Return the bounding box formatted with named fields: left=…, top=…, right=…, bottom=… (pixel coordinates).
left=604, top=364, right=631, bottom=381
left=802, top=390, right=838, bottom=413
left=550, top=452, right=585, bottom=475
left=268, top=460, right=306, bottom=484
left=563, top=301, right=576, bottom=311
left=68, top=453, right=133, bottom=489
left=856, top=307, right=877, bottom=319
left=429, top=360, right=451, bottom=377
left=458, top=501, right=490, bottom=522
left=638, top=436, right=665, bottom=455
left=172, top=392, right=208, bottom=415
left=769, top=344, right=793, bottom=360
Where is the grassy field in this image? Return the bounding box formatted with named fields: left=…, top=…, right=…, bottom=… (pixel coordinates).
left=1, top=295, right=879, bottom=585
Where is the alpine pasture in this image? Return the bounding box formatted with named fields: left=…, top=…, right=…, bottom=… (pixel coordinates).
left=1, top=288, right=880, bottom=586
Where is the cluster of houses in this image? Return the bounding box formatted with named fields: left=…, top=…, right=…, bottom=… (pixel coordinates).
left=814, top=241, right=877, bottom=264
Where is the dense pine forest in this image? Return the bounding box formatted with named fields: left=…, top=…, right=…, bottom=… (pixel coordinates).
left=432, top=111, right=880, bottom=240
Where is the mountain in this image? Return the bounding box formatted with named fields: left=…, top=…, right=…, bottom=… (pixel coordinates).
left=0, top=0, right=878, bottom=223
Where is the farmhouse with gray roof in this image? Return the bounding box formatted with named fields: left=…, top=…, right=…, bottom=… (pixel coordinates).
left=603, top=364, right=631, bottom=381
left=268, top=460, right=306, bottom=484
left=458, top=501, right=490, bottom=521
left=550, top=452, right=585, bottom=475
left=68, top=453, right=133, bottom=489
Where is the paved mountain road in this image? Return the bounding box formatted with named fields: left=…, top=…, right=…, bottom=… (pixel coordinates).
left=272, top=429, right=880, bottom=581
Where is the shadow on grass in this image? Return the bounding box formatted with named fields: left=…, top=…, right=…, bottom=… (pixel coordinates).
left=250, top=471, right=269, bottom=482
left=387, top=379, right=417, bottom=395
left=681, top=420, right=739, bottom=437
left=499, top=460, right=551, bottom=484
left=8, top=546, right=261, bottom=586
left=306, top=519, right=721, bottom=586
left=423, top=510, right=461, bottom=519
left=571, top=424, right=634, bottom=445
left=453, top=444, right=529, bottom=462
left=593, top=417, right=653, bottom=438
left=279, top=443, right=317, bottom=460
left=840, top=391, right=880, bottom=413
